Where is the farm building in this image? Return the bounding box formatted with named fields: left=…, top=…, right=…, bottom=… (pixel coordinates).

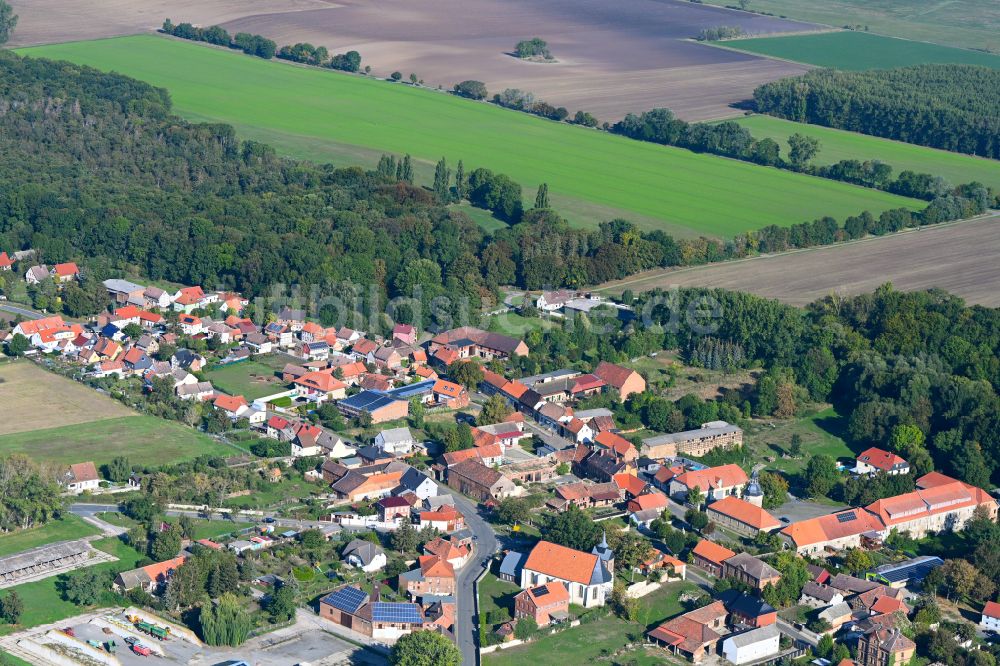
left=641, top=421, right=743, bottom=460
left=0, top=540, right=90, bottom=585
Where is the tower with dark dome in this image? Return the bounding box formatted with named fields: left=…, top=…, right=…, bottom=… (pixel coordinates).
left=592, top=530, right=615, bottom=573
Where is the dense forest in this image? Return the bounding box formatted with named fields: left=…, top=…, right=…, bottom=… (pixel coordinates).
left=753, top=65, right=1000, bottom=159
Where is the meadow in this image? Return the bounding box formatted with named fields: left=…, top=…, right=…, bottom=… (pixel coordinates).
left=204, top=359, right=289, bottom=400
left=701, top=0, right=1000, bottom=53
left=0, top=361, right=133, bottom=436
left=18, top=35, right=922, bottom=238
left=0, top=416, right=235, bottom=467
left=720, top=31, right=1000, bottom=70
left=732, top=115, right=1000, bottom=189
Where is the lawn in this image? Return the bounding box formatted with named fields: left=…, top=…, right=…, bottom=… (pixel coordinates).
left=700, top=0, right=1000, bottom=53
left=0, top=415, right=235, bottom=467
left=720, top=30, right=1000, bottom=71
left=0, top=516, right=99, bottom=558
left=98, top=512, right=253, bottom=541
left=731, top=115, right=1000, bottom=190
left=484, top=312, right=556, bottom=337
left=483, top=580, right=697, bottom=665
left=745, top=406, right=855, bottom=475
left=0, top=537, right=144, bottom=635
left=204, top=360, right=289, bottom=400
left=0, top=361, right=133, bottom=436
left=17, top=36, right=922, bottom=238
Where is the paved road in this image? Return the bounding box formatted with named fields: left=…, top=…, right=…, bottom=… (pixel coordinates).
left=0, top=303, right=43, bottom=320
left=440, top=488, right=498, bottom=666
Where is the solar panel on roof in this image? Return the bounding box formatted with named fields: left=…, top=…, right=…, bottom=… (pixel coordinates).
left=372, top=602, right=423, bottom=624
left=536, top=584, right=550, bottom=596
left=836, top=511, right=857, bottom=523
left=322, top=586, right=367, bottom=613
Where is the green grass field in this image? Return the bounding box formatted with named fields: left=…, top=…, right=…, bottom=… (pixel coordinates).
left=732, top=115, right=1000, bottom=189
left=0, top=537, right=144, bottom=635
left=702, top=0, right=1000, bottom=53
left=0, top=415, right=235, bottom=467
left=17, top=36, right=922, bottom=238
left=746, top=406, right=855, bottom=475
left=204, top=360, right=288, bottom=400
left=0, top=516, right=99, bottom=558
left=721, top=31, right=1000, bottom=70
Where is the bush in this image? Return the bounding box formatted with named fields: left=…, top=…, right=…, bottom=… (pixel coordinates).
left=697, top=26, right=745, bottom=41
left=454, top=80, right=488, bottom=100
left=328, top=50, right=361, bottom=72
left=515, top=38, right=551, bottom=59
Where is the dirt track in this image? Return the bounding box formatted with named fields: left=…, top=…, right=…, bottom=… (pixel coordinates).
left=598, top=214, right=1000, bottom=306
left=9, top=0, right=811, bottom=121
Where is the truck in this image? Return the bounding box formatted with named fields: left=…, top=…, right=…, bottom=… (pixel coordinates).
left=131, top=643, right=152, bottom=656
left=105, top=640, right=117, bottom=654
left=135, top=620, right=169, bottom=640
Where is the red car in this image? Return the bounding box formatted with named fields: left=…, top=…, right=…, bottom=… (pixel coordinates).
left=62, top=628, right=75, bottom=637
left=131, top=644, right=152, bottom=656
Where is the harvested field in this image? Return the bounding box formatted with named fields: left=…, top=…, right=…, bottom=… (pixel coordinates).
left=220, top=0, right=815, bottom=121
left=19, top=36, right=922, bottom=237
left=0, top=361, right=133, bottom=436
left=598, top=214, right=1000, bottom=307
left=5, top=0, right=332, bottom=47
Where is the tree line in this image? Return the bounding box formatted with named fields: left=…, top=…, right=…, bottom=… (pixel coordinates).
left=161, top=19, right=362, bottom=72
left=752, top=64, right=1000, bottom=159
left=610, top=107, right=997, bottom=206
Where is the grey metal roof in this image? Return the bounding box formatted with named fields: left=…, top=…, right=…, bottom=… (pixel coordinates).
left=499, top=551, right=523, bottom=579
left=0, top=540, right=89, bottom=576
left=378, top=427, right=414, bottom=444
left=724, top=623, right=780, bottom=648
left=102, top=278, right=146, bottom=293
left=642, top=422, right=741, bottom=446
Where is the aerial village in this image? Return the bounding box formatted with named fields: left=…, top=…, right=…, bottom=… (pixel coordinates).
left=1, top=255, right=999, bottom=666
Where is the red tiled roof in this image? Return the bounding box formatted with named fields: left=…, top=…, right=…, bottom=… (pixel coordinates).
left=433, top=380, right=465, bottom=399
left=174, top=286, right=205, bottom=305
left=53, top=262, right=79, bottom=277
left=984, top=601, right=1000, bottom=620
left=594, top=431, right=635, bottom=458
left=295, top=371, right=346, bottom=393
left=613, top=473, right=647, bottom=497
left=141, top=556, right=187, bottom=582
left=69, top=462, right=99, bottom=483
left=214, top=394, right=248, bottom=412
left=692, top=539, right=735, bottom=566
left=523, top=540, right=598, bottom=586
left=675, top=464, right=748, bottom=492
left=857, top=447, right=908, bottom=471
left=0, top=252, right=12, bottom=268
left=628, top=492, right=669, bottom=512
left=571, top=374, right=605, bottom=393
left=707, top=496, right=781, bottom=531
left=593, top=361, right=637, bottom=389
left=780, top=509, right=884, bottom=548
